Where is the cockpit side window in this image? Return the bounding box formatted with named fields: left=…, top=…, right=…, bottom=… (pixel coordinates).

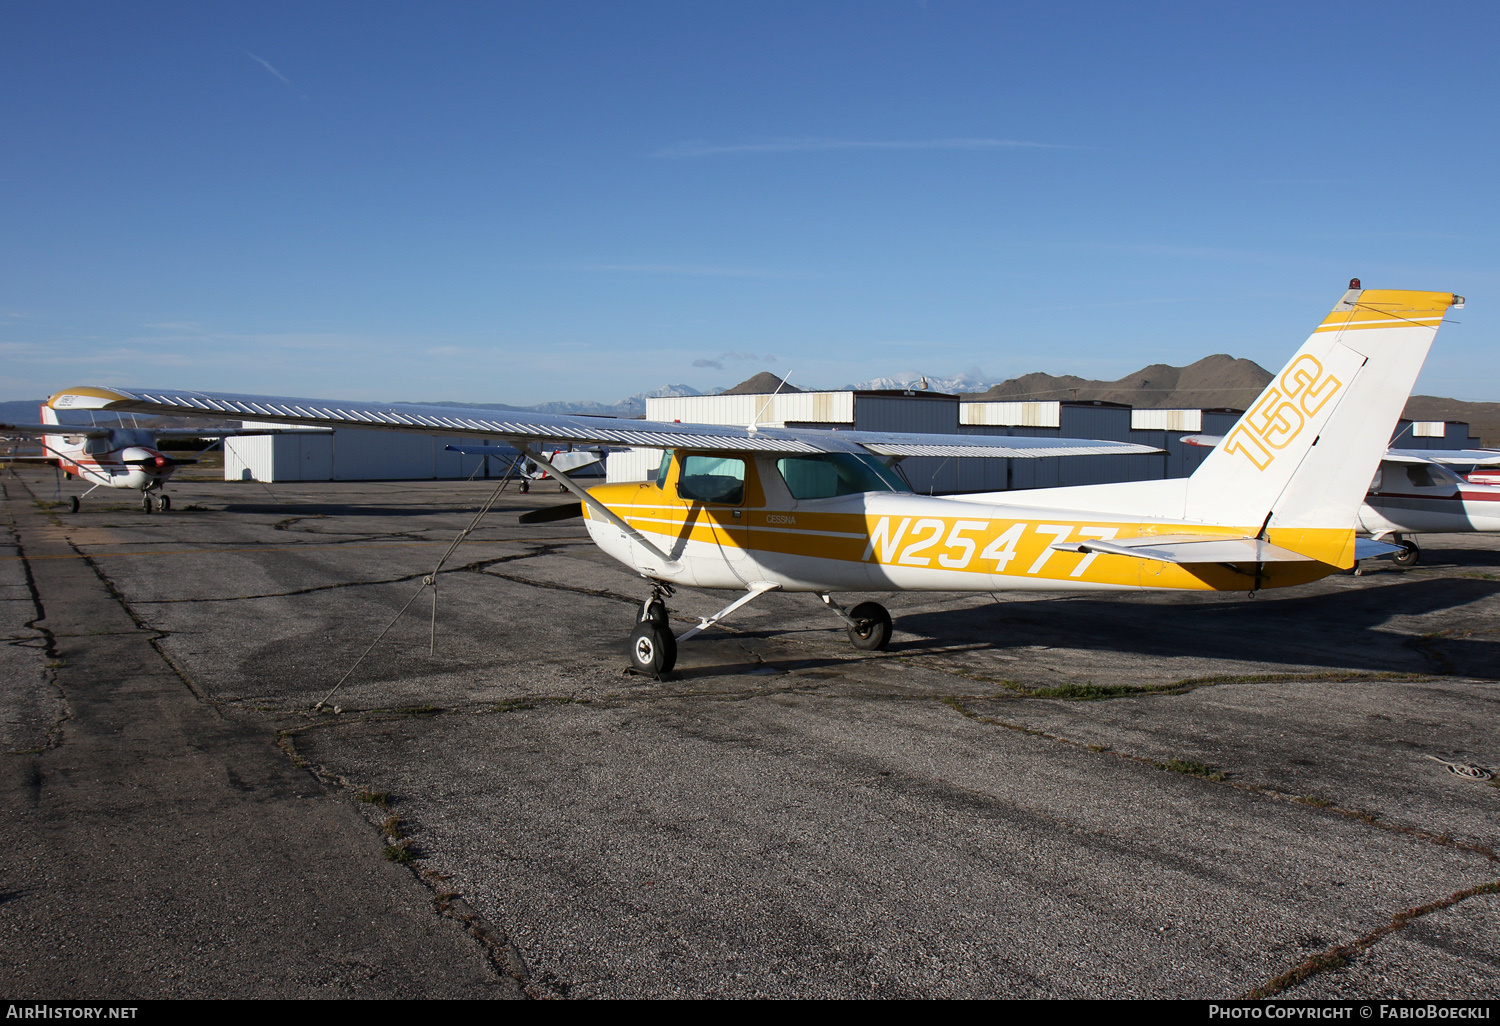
left=677, top=455, right=745, bottom=505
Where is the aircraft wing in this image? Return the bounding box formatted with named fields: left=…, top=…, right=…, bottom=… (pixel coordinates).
left=0, top=422, right=111, bottom=439
left=1383, top=448, right=1500, bottom=466
left=46, top=386, right=1161, bottom=461
left=151, top=427, right=334, bottom=439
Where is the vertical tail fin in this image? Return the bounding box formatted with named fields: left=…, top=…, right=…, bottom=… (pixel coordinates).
left=1184, top=283, right=1461, bottom=530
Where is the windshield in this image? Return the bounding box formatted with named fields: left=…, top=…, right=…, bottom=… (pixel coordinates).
left=775, top=453, right=911, bottom=500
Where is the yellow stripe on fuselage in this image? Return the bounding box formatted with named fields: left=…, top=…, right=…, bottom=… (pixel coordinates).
left=584, top=486, right=1351, bottom=591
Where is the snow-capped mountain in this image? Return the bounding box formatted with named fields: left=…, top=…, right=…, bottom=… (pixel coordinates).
left=844, top=371, right=995, bottom=394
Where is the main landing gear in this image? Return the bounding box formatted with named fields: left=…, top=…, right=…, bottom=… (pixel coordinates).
left=625, top=584, right=896, bottom=677
left=1391, top=535, right=1420, bottom=566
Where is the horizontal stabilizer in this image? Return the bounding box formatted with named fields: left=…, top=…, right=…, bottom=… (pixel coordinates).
left=1355, top=538, right=1405, bottom=559
left=1050, top=533, right=1317, bottom=564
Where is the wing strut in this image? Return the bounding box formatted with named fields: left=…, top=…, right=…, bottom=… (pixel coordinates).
left=512, top=441, right=681, bottom=570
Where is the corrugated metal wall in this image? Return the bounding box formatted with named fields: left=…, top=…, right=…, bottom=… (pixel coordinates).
left=646, top=392, right=855, bottom=426
left=1391, top=420, right=1481, bottom=450
left=224, top=428, right=500, bottom=482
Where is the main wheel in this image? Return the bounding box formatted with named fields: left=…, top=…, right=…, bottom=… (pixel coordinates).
left=846, top=601, right=893, bottom=651
left=158, top=494, right=171, bottom=512
left=1393, top=539, right=1420, bottom=566
left=629, top=622, right=677, bottom=675
left=141, top=493, right=154, bottom=514
left=520, top=480, right=530, bottom=494
left=69, top=496, right=80, bottom=514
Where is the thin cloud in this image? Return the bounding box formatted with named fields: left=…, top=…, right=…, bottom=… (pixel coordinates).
left=693, top=359, right=723, bottom=370
left=243, top=50, right=294, bottom=87
left=655, top=137, right=1075, bottom=158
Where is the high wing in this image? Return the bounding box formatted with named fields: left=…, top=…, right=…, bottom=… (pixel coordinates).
left=46, top=386, right=1160, bottom=460
left=0, top=422, right=111, bottom=439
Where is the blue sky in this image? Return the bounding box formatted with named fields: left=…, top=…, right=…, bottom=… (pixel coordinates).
left=2, top=1, right=1496, bottom=405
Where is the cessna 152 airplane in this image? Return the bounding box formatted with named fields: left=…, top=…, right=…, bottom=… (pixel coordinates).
left=45, top=281, right=1460, bottom=674
left=0, top=404, right=323, bottom=513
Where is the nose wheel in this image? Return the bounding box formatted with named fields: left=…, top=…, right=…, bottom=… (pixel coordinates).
left=628, top=622, right=677, bottom=675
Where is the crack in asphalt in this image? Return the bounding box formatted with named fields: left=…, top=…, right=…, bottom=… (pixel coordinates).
left=1243, top=880, right=1500, bottom=998
left=274, top=721, right=555, bottom=998
left=2, top=479, right=72, bottom=755
left=11, top=483, right=544, bottom=999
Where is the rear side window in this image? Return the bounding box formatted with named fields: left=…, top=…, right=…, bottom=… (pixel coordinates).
left=776, top=453, right=910, bottom=499
left=677, top=455, right=745, bottom=505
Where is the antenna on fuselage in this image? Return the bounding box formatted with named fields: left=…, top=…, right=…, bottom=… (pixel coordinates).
left=747, top=372, right=793, bottom=436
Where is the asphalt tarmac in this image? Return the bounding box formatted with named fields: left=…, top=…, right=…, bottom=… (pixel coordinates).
left=1, top=468, right=1496, bottom=999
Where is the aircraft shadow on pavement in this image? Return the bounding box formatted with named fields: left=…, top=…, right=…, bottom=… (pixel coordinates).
left=886, top=576, right=1500, bottom=679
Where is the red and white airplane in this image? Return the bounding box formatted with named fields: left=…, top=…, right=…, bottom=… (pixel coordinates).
left=1357, top=450, right=1500, bottom=564
left=44, top=282, right=1461, bottom=673
left=0, top=404, right=322, bottom=513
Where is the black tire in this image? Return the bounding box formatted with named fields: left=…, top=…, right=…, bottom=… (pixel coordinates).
left=1393, top=540, right=1420, bottom=566
left=158, top=494, right=171, bottom=512
left=847, top=601, right=893, bottom=651
left=559, top=483, right=567, bottom=492
left=520, top=480, right=530, bottom=494
left=643, top=600, right=669, bottom=628
left=69, top=496, right=80, bottom=514
left=629, top=622, right=677, bottom=675
left=142, top=494, right=154, bottom=514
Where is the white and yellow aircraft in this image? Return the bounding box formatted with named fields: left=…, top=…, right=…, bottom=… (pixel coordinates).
left=45, top=282, right=1460, bottom=673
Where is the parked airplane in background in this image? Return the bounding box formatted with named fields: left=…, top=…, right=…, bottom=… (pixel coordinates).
left=46, top=282, right=1460, bottom=674
left=0, top=405, right=322, bottom=512
left=443, top=441, right=603, bottom=493
left=1181, top=440, right=1500, bottom=565
left=1360, top=450, right=1500, bottom=564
